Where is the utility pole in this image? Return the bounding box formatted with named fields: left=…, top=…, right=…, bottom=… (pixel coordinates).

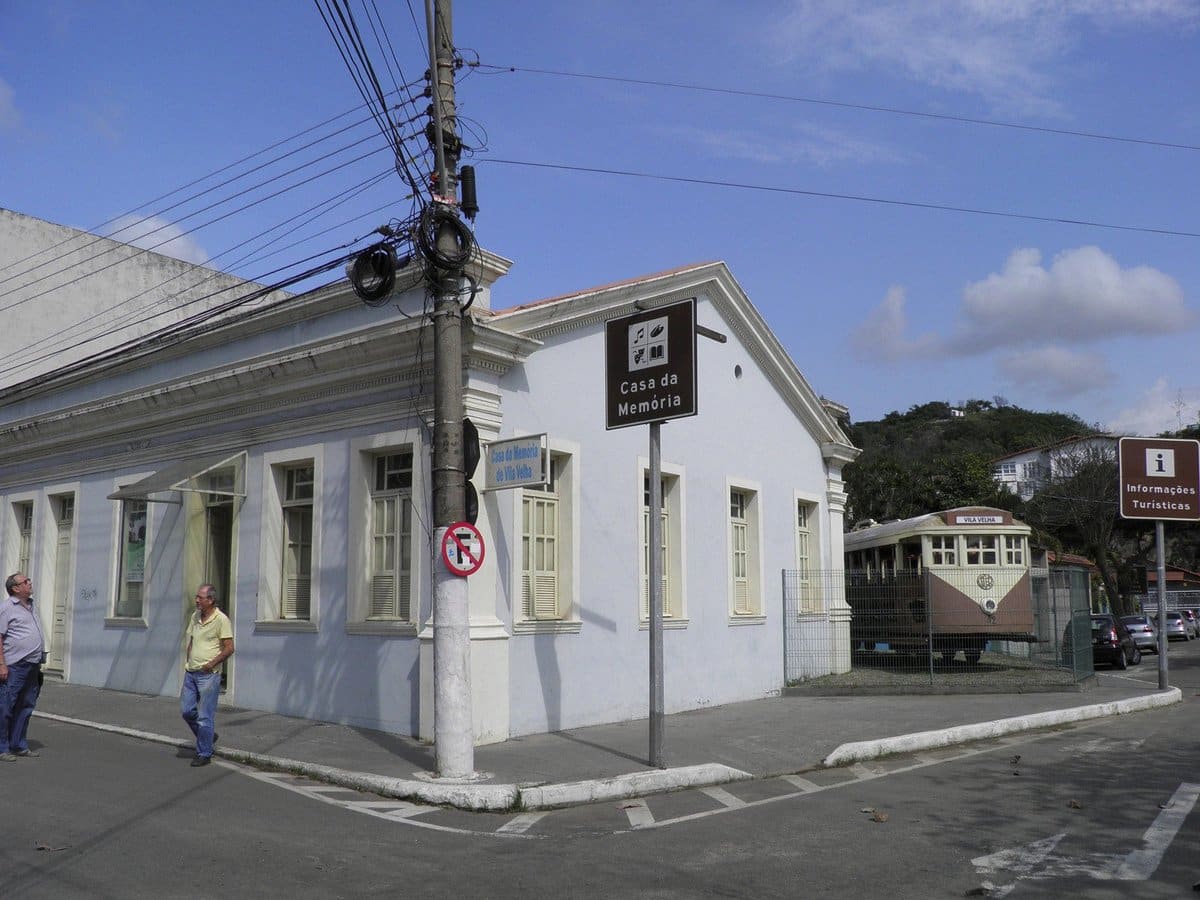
left=426, top=0, right=473, bottom=778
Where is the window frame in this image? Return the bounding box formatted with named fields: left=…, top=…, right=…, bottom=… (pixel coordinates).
left=255, top=447, right=323, bottom=633
left=638, top=459, right=686, bottom=628
left=794, top=495, right=822, bottom=614
left=110, top=497, right=149, bottom=624
left=514, top=440, right=581, bottom=634
left=346, top=431, right=428, bottom=635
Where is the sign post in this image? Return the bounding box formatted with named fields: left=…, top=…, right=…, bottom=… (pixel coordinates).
left=1118, top=437, right=1200, bottom=690
left=605, top=298, right=698, bottom=768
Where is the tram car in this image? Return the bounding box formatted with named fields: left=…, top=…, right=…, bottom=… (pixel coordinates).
left=843, top=507, right=1036, bottom=662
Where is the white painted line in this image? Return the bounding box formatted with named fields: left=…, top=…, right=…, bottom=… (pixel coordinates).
left=700, top=786, right=747, bottom=808
left=1115, top=782, right=1200, bottom=880
left=378, top=803, right=437, bottom=820
left=780, top=774, right=821, bottom=792
left=496, top=812, right=548, bottom=834
left=621, top=800, right=656, bottom=829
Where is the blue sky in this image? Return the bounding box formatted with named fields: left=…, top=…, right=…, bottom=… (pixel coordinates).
left=3, top=1, right=1199, bottom=434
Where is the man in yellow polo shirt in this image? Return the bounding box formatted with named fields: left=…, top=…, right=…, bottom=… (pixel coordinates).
left=180, top=583, right=234, bottom=767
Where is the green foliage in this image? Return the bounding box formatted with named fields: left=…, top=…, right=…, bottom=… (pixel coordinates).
left=844, top=400, right=1093, bottom=524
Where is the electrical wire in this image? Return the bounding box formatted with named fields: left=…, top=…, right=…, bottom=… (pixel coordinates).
left=483, top=157, right=1200, bottom=240
left=474, top=62, right=1200, bottom=154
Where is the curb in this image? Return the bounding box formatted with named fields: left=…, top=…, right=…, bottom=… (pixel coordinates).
left=820, top=686, right=1182, bottom=767
left=33, top=711, right=747, bottom=812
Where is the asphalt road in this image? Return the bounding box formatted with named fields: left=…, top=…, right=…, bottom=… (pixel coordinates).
left=5, top=641, right=1200, bottom=899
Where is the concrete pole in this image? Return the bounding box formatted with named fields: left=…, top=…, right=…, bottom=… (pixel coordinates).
left=427, top=0, right=473, bottom=778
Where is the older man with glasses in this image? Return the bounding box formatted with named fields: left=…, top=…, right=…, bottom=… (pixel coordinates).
left=180, top=584, right=234, bottom=767
left=0, top=573, right=48, bottom=761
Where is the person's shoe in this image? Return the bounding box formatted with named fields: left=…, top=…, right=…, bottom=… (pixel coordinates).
left=14, top=749, right=39, bottom=758
left=190, top=755, right=212, bottom=767
left=0, top=752, right=17, bottom=762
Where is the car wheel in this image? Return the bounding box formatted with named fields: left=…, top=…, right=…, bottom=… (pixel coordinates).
left=1131, top=647, right=1142, bottom=665
left=1114, top=647, right=1128, bottom=670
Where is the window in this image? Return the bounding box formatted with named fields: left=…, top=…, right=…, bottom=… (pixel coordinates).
left=639, top=467, right=684, bottom=623
left=370, top=451, right=414, bottom=621
left=115, top=500, right=147, bottom=618
left=930, top=535, right=956, bottom=565
left=965, top=534, right=999, bottom=566
left=727, top=481, right=762, bottom=619
left=795, top=500, right=820, bottom=613
left=257, top=448, right=323, bottom=631
left=513, top=441, right=580, bottom=635
left=1004, top=535, right=1024, bottom=566
left=15, top=501, right=33, bottom=575
left=521, top=457, right=560, bottom=620
left=281, top=466, right=314, bottom=619
left=995, top=462, right=1017, bottom=477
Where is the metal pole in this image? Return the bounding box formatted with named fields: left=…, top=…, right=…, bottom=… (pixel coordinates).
left=428, top=0, right=473, bottom=779
left=649, top=420, right=664, bottom=767
left=1156, top=519, right=1168, bottom=690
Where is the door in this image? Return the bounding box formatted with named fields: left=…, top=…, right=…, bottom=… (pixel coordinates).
left=204, top=488, right=235, bottom=690
left=47, top=496, right=75, bottom=674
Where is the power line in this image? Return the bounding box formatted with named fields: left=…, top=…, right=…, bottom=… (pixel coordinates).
left=475, top=62, right=1200, bottom=154
left=484, top=157, right=1200, bottom=240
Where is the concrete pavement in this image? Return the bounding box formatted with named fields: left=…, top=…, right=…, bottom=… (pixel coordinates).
left=31, top=673, right=1180, bottom=812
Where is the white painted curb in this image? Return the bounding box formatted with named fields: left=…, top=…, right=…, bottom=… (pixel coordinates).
left=821, top=687, right=1182, bottom=768
left=517, top=763, right=753, bottom=811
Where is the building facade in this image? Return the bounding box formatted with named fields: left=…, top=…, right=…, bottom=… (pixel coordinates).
left=0, top=211, right=858, bottom=743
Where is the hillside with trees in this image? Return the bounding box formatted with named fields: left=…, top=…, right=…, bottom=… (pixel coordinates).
left=843, top=399, right=1094, bottom=526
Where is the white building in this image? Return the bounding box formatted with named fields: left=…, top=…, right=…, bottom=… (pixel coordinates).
left=991, top=435, right=1118, bottom=501
left=0, top=210, right=858, bottom=743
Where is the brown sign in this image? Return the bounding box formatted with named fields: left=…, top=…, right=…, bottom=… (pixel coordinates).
left=605, top=299, right=697, bottom=430
left=1118, top=436, right=1200, bottom=521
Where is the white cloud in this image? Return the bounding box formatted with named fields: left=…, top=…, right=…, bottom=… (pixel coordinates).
left=1106, top=377, right=1200, bottom=436
left=769, top=1, right=1198, bottom=114
left=0, top=77, right=20, bottom=132
left=671, top=123, right=908, bottom=168
left=996, top=345, right=1114, bottom=398
left=955, top=246, right=1191, bottom=351
left=106, top=215, right=209, bottom=265
left=851, top=285, right=941, bottom=360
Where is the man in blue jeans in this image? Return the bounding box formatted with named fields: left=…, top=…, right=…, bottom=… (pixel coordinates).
left=0, top=573, right=47, bottom=761
left=181, top=583, right=234, bottom=767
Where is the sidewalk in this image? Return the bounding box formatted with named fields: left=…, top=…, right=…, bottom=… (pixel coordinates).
left=33, top=674, right=1180, bottom=812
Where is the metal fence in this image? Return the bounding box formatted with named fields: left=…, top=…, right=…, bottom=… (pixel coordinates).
left=783, top=566, right=1093, bottom=689
left=1128, top=590, right=1200, bottom=613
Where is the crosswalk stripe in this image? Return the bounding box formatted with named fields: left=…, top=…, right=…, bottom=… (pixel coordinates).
left=700, top=786, right=747, bottom=808
left=780, top=774, right=822, bottom=792
left=496, top=812, right=548, bottom=834
left=621, top=799, right=656, bottom=828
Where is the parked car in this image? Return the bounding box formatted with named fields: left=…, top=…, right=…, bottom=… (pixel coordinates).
left=1090, top=614, right=1141, bottom=669
left=1179, top=608, right=1199, bottom=638
left=1164, top=611, right=1191, bottom=641
left=1120, top=615, right=1159, bottom=654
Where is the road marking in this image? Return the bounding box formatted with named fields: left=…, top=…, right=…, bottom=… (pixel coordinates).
left=780, top=774, right=821, bottom=792
left=621, top=799, right=656, bottom=829
left=497, top=812, right=548, bottom=834
left=700, top=786, right=747, bottom=808
left=1115, top=782, right=1200, bottom=880
left=971, top=782, right=1200, bottom=888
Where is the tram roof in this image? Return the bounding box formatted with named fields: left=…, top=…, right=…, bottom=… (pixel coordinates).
left=844, top=506, right=1029, bottom=548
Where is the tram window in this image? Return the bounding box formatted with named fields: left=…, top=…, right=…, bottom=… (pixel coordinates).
left=1004, top=535, right=1024, bottom=565
left=965, top=535, right=999, bottom=565
left=930, top=535, right=956, bottom=565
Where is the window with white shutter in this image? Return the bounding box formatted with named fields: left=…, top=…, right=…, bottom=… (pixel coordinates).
left=281, top=465, right=313, bottom=619
left=370, top=452, right=413, bottom=621
left=726, top=482, right=762, bottom=618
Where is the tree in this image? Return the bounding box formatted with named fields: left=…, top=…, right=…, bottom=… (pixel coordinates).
left=1024, top=442, right=1131, bottom=614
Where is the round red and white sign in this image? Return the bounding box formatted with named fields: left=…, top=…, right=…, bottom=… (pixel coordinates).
left=440, top=522, right=485, bottom=576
